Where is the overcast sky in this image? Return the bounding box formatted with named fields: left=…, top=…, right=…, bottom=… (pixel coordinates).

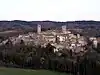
left=0, top=0, right=99, bottom=21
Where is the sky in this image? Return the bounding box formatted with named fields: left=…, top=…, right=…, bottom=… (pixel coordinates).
left=0, top=0, right=99, bottom=21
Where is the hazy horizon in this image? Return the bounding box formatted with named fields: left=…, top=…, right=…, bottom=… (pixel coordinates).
left=0, top=0, right=99, bottom=21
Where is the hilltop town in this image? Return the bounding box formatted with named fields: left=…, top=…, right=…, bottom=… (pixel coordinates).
left=0, top=24, right=98, bottom=57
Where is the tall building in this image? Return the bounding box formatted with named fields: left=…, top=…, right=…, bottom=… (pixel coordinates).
left=93, top=39, right=98, bottom=48
left=62, top=25, right=66, bottom=34
left=37, top=24, right=41, bottom=34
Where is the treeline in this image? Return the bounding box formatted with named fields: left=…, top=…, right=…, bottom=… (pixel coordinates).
left=0, top=40, right=100, bottom=75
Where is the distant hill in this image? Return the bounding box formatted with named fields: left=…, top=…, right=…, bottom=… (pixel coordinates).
left=0, top=20, right=100, bottom=36
left=0, top=20, right=100, bottom=31
left=0, top=20, right=99, bottom=37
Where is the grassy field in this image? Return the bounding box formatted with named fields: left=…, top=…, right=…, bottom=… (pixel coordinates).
left=0, top=67, right=72, bottom=75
